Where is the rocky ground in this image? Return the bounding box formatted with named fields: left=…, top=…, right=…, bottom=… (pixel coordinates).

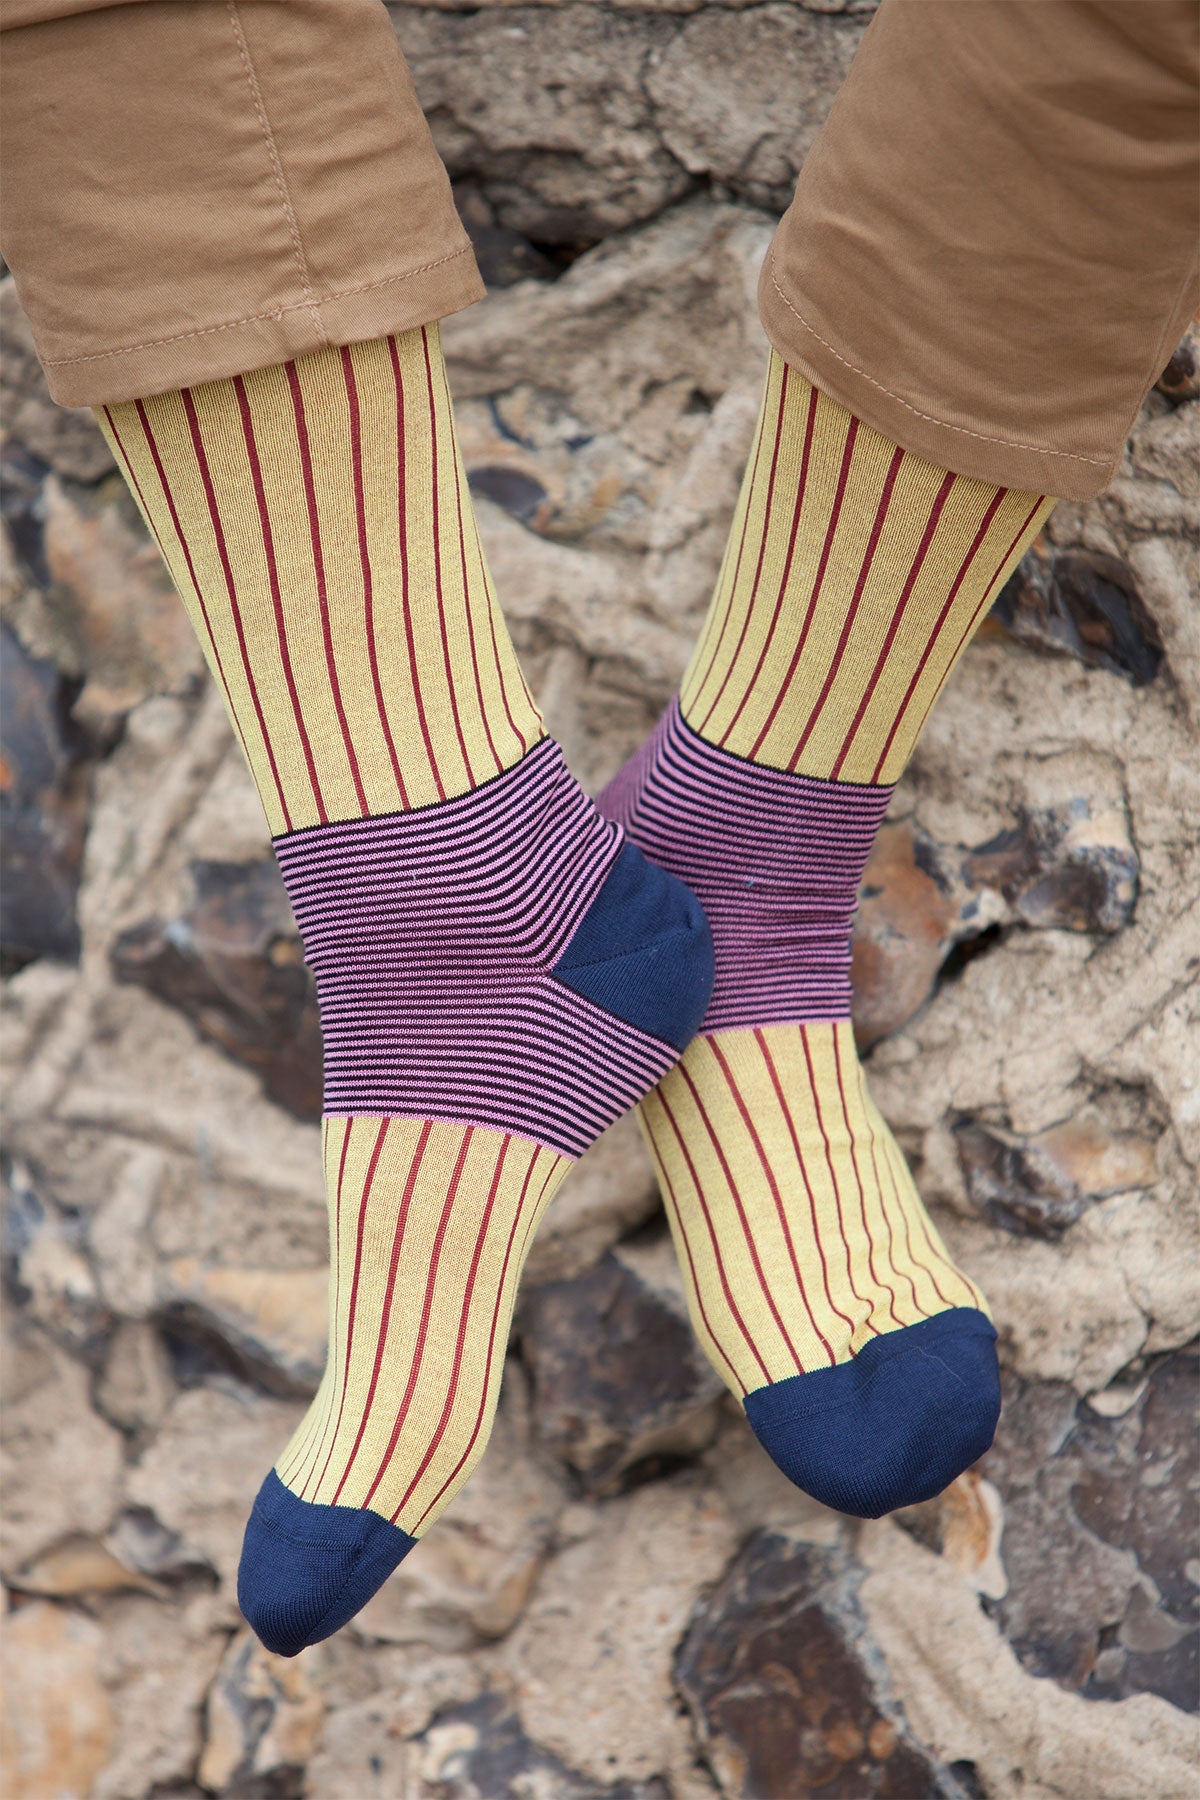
left=2, top=3, right=1198, bottom=1796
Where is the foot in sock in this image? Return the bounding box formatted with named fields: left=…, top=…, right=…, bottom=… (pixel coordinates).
left=239, top=755, right=712, bottom=1652
left=599, top=351, right=1054, bottom=1517
left=98, top=326, right=713, bottom=1654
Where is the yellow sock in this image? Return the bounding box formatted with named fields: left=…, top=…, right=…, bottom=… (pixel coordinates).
left=98, top=327, right=714, bottom=1651
left=101, top=325, right=542, bottom=832
left=600, top=350, right=1053, bottom=1517
left=681, top=350, right=1051, bottom=781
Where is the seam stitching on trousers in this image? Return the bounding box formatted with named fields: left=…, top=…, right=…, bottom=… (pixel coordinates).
left=42, top=249, right=477, bottom=366
left=766, top=262, right=1109, bottom=470
left=226, top=0, right=326, bottom=348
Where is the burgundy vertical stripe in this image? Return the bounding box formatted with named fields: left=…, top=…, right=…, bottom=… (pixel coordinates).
left=330, top=1121, right=434, bottom=1505
left=104, top=408, right=170, bottom=565
left=117, top=406, right=255, bottom=776
left=280, top=1388, right=327, bottom=1496
left=746, top=415, right=860, bottom=764
left=868, top=1128, right=927, bottom=1320
left=718, top=382, right=819, bottom=751
left=868, top=1105, right=938, bottom=1311
left=656, top=1085, right=774, bottom=1386
left=787, top=444, right=905, bottom=771
left=477, top=527, right=531, bottom=758
left=880, top=1129, right=955, bottom=1311
left=411, top=1153, right=556, bottom=1532
left=395, top=1135, right=513, bottom=1515
left=828, top=470, right=955, bottom=780
left=906, top=496, right=1046, bottom=746
left=290, top=1128, right=363, bottom=1500
left=708, top=1036, right=835, bottom=1367
left=422, top=327, right=475, bottom=787
left=304, top=1118, right=390, bottom=1500
left=642, top=1109, right=748, bottom=1395
left=832, top=1030, right=902, bottom=1329
left=867, top=488, right=1009, bottom=782
left=387, top=335, right=445, bottom=801
left=282, top=1191, right=343, bottom=1493
left=315, top=1120, right=357, bottom=1452
left=687, top=380, right=775, bottom=709
left=852, top=1059, right=927, bottom=1320
left=754, top=1028, right=856, bottom=1340
left=360, top=1125, right=475, bottom=1510
left=280, top=1341, right=330, bottom=1487
left=340, top=346, right=409, bottom=808
left=106, top=401, right=259, bottom=774
left=437, top=357, right=505, bottom=775
left=283, top=363, right=368, bottom=816
left=798, top=1030, right=879, bottom=1338
left=677, top=1060, right=806, bottom=1374
left=106, top=404, right=256, bottom=772
left=696, top=365, right=791, bottom=737
left=878, top=1107, right=967, bottom=1309
left=451, top=461, right=502, bottom=776
left=230, top=376, right=327, bottom=825
left=177, top=389, right=294, bottom=830
left=282, top=1118, right=354, bottom=1488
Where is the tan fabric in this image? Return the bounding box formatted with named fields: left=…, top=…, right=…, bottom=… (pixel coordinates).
left=2, top=0, right=1197, bottom=495
left=760, top=0, right=1200, bottom=497
left=0, top=0, right=484, bottom=405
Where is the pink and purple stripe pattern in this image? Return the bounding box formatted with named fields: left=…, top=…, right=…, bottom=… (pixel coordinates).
left=275, top=737, right=682, bottom=1159
left=597, top=701, right=891, bottom=1032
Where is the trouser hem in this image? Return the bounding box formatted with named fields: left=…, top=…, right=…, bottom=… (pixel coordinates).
left=757, top=248, right=1114, bottom=501
left=39, top=245, right=486, bottom=408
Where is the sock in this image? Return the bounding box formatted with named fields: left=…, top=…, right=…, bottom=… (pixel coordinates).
left=599, top=350, right=1054, bottom=1518
left=99, top=326, right=714, bottom=1652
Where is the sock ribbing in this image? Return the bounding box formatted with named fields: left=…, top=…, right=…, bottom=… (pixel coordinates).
left=98, top=325, right=543, bottom=832
left=680, top=350, right=1053, bottom=783
left=639, top=1021, right=983, bottom=1392
left=274, top=1115, right=565, bottom=1534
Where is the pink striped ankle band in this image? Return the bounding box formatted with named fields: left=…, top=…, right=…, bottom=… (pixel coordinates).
left=597, top=701, right=892, bottom=1033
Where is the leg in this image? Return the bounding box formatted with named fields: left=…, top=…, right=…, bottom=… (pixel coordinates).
left=601, top=0, right=1199, bottom=1516
left=601, top=363, right=1047, bottom=1516
left=2, top=2, right=715, bottom=1651
left=761, top=0, right=1200, bottom=499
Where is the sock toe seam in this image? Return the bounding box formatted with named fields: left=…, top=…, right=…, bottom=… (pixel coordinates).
left=304, top=1523, right=415, bottom=1646
left=248, top=1505, right=373, bottom=1556
left=745, top=1325, right=990, bottom=1424
left=554, top=922, right=706, bottom=974
left=309, top=1558, right=381, bottom=1642
left=746, top=1353, right=896, bottom=1423
left=912, top=1345, right=970, bottom=1397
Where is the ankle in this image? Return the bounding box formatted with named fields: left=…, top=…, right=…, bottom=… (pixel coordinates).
left=600, top=700, right=890, bottom=1033
left=276, top=737, right=713, bottom=1156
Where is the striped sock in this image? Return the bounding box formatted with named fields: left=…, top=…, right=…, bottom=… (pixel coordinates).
left=98, top=327, right=714, bottom=1653
left=600, top=350, right=1054, bottom=1518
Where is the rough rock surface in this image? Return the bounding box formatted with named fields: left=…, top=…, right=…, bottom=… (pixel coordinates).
left=2, top=6, right=1198, bottom=1795
left=677, top=1531, right=977, bottom=1797
left=519, top=1226, right=726, bottom=1491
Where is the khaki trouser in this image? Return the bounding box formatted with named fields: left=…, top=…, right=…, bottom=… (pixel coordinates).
left=1, top=0, right=1196, bottom=498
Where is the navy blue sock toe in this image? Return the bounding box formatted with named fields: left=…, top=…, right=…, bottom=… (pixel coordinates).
left=237, top=1470, right=416, bottom=1656
left=743, top=1309, right=1001, bottom=1519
